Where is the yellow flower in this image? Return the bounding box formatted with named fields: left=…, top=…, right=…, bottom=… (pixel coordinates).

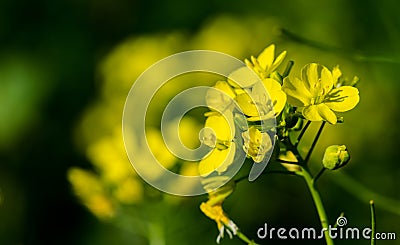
left=236, top=78, right=287, bottom=120
left=199, top=112, right=236, bottom=176
left=242, top=126, right=272, bottom=162
left=229, top=44, right=288, bottom=118
left=261, top=78, right=287, bottom=115
left=200, top=181, right=238, bottom=243
left=245, top=44, right=287, bottom=79
left=206, top=80, right=236, bottom=112
left=282, top=63, right=360, bottom=124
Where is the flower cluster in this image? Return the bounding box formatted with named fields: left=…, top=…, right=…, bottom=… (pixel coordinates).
left=199, top=44, right=360, bottom=243
left=199, top=45, right=287, bottom=177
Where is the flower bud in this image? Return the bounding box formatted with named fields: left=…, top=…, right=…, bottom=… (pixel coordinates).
left=322, top=145, right=350, bottom=170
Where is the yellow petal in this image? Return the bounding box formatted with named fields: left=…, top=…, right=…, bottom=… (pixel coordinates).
left=227, top=67, right=260, bottom=88
left=317, top=104, right=337, bottom=124
left=206, top=81, right=235, bottom=112
left=272, top=90, right=287, bottom=115
left=320, top=67, right=333, bottom=95
left=205, top=113, right=234, bottom=142
left=325, top=86, right=360, bottom=112
left=303, top=104, right=337, bottom=124
left=272, top=51, right=287, bottom=67
left=214, top=80, right=236, bottom=98
left=332, top=65, right=342, bottom=84
left=198, top=144, right=235, bottom=177
left=257, top=44, right=275, bottom=70
left=215, top=143, right=236, bottom=174
left=236, top=92, right=259, bottom=117
left=282, top=77, right=312, bottom=107
left=269, top=50, right=287, bottom=73
left=262, top=78, right=287, bottom=115
left=301, top=63, right=319, bottom=91
left=199, top=149, right=219, bottom=176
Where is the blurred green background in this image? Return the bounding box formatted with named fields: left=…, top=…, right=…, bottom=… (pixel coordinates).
left=0, top=0, right=399, bottom=244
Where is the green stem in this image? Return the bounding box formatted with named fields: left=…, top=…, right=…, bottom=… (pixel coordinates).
left=370, top=200, right=376, bottom=245
left=148, top=222, right=165, bottom=245
left=295, top=120, right=311, bottom=147
left=313, top=167, right=326, bottom=183
left=297, top=166, right=334, bottom=245
left=304, top=121, right=326, bottom=164
left=236, top=230, right=260, bottom=245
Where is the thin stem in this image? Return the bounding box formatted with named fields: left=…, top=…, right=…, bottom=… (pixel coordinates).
left=276, top=159, right=298, bottom=164
left=236, top=230, right=260, bottom=245
left=370, top=200, right=376, bottom=245
left=282, top=60, right=294, bottom=77
left=295, top=120, right=311, bottom=147
left=297, top=166, right=334, bottom=245
left=283, top=137, right=305, bottom=165
left=304, top=121, right=326, bottom=164
left=313, top=167, right=326, bottom=184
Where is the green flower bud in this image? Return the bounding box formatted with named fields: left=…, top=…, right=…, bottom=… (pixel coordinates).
left=322, top=145, right=350, bottom=170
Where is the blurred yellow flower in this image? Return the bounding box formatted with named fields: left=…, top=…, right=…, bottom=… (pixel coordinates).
left=68, top=168, right=115, bottom=219
left=86, top=129, right=133, bottom=183
left=113, top=177, right=143, bottom=204
left=282, top=63, right=360, bottom=124
left=242, top=126, right=272, bottom=162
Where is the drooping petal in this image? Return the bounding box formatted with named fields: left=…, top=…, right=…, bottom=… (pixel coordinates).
left=316, top=103, right=337, bottom=124
left=325, top=86, right=360, bottom=112
left=257, top=44, right=275, bottom=71
left=282, top=77, right=312, bottom=107
left=304, top=103, right=337, bottom=124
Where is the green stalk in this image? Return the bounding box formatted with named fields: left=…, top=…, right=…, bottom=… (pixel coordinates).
left=236, top=230, right=260, bottom=245
left=370, top=200, right=376, bottom=245
left=297, top=166, right=334, bottom=245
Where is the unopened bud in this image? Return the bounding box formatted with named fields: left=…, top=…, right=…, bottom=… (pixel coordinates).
left=322, top=145, right=350, bottom=170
